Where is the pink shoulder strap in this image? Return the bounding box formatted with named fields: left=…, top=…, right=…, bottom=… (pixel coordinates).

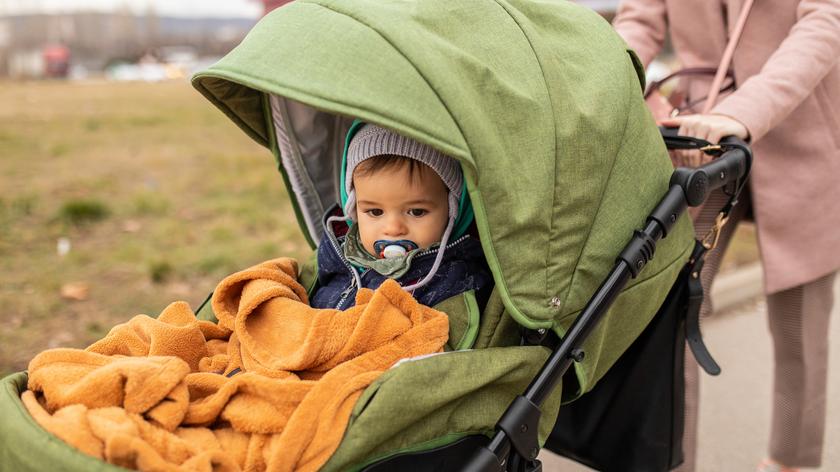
left=702, top=0, right=755, bottom=113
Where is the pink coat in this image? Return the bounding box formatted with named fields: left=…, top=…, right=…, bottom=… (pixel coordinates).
left=613, top=0, right=840, bottom=294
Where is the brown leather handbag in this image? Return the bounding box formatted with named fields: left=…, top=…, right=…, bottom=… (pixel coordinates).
left=644, top=67, right=735, bottom=121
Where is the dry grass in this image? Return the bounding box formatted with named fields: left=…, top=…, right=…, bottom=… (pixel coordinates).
left=0, top=80, right=310, bottom=376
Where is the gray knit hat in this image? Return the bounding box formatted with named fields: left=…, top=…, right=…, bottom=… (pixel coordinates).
left=336, top=123, right=464, bottom=292
left=344, top=123, right=462, bottom=223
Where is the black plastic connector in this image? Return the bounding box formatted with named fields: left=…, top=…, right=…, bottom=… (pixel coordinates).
left=648, top=186, right=688, bottom=238
left=497, top=396, right=542, bottom=462
left=670, top=167, right=709, bottom=207
left=617, top=230, right=656, bottom=278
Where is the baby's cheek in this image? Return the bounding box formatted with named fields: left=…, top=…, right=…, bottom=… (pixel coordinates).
left=358, top=224, right=377, bottom=253
left=419, top=231, right=441, bottom=249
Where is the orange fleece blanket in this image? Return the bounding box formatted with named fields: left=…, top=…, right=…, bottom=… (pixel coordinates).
left=22, top=258, right=449, bottom=472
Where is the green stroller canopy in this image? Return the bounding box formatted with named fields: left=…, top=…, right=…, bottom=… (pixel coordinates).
left=192, top=0, right=693, bottom=346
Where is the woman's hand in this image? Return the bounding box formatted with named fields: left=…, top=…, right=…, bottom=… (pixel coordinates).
left=659, top=114, right=750, bottom=167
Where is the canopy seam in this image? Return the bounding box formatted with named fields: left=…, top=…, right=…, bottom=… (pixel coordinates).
left=488, top=0, right=560, bottom=321
left=558, top=56, right=635, bottom=314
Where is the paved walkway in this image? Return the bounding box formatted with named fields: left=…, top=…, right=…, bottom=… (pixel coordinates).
left=541, top=276, right=839, bottom=471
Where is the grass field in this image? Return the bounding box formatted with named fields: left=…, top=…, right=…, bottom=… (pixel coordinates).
left=0, top=80, right=311, bottom=376
left=0, top=79, right=759, bottom=377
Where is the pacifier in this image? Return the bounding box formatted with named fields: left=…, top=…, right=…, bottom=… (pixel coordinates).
left=374, top=239, right=419, bottom=259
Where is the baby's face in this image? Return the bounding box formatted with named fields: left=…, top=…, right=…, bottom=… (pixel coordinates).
left=354, top=162, right=449, bottom=257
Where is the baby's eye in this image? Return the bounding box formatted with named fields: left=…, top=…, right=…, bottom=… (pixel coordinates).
left=408, top=208, right=428, bottom=217
left=364, top=208, right=384, bottom=217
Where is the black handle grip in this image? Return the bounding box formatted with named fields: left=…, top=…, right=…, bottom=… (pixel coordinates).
left=698, top=137, right=749, bottom=192
left=668, top=136, right=752, bottom=207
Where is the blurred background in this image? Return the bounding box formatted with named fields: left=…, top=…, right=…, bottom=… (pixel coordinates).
left=0, top=0, right=756, bottom=376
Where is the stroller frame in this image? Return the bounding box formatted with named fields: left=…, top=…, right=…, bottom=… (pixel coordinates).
left=364, top=134, right=752, bottom=472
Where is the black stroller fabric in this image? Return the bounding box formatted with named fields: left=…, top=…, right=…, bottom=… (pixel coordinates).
left=545, top=265, right=691, bottom=471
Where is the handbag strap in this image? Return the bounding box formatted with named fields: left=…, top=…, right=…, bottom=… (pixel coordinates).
left=702, top=0, right=755, bottom=113
left=685, top=240, right=721, bottom=375
left=644, top=67, right=721, bottom=98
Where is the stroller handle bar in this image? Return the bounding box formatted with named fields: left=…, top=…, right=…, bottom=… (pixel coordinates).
left=464, top=136, right=751, bottom=472
left=669, top=136, right=752, bottom=207
left=645, top=136, right=752, bottom=245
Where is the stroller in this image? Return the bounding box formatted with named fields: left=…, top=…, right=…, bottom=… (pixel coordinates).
left=0, top=1, right=751, bottom=471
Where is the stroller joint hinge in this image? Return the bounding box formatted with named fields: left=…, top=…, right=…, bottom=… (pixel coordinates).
left=497, top=396, right=542, bottom=463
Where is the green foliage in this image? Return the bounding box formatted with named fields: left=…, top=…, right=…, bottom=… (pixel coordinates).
left=149, top=260, right=174, bottom=284
left=57, top=199, right=110, bottom=226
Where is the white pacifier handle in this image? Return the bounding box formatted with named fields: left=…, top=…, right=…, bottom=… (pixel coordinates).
left=382, top=244, right=408, bottom=259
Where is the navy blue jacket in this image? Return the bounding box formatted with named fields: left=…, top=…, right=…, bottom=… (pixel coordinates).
left=310, top=230, right=493, bottom=310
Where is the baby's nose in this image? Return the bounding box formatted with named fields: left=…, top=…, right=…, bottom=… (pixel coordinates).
left=384, top=217, right=408, bottom=236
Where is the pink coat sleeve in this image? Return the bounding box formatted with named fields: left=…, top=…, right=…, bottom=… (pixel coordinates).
left=713, top=0, right=840, bottom=142
left=611, top=0, right=669, bottom=67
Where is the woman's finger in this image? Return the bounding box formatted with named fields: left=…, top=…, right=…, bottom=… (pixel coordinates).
left=658, top=117, right=683, bottom=129
left=708, top=128, right=725, bottom=146
left=696, top=121, right=712, bottom=143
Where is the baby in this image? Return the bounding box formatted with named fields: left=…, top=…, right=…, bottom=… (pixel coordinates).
left=310, top=123, right=492, bottom=310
